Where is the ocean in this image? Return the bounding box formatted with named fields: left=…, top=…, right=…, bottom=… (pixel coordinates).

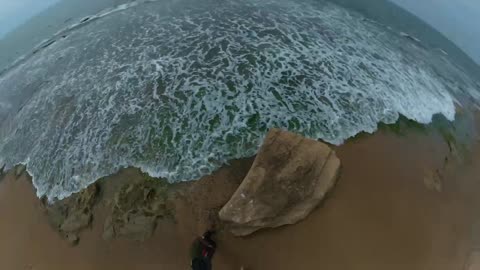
left=0, top=0, right=479, bottom=201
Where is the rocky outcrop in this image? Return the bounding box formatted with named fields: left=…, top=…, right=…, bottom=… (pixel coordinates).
left=43, top=183, right=99, bottom=245
left=219, top=129, right=341, bottom=236
left=103, top=177, right=173, bottom=241
left=15, top=164, right=26, bottom=179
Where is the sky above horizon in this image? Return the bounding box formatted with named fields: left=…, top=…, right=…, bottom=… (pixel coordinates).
left=0, top=0, right=478, bottom=63
left=0, top=0, right=60, bottom=38
left=390, top=0, right=480, bottom=64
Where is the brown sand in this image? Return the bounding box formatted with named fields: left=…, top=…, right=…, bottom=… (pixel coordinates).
left=0, top=128, right=479, bottom=270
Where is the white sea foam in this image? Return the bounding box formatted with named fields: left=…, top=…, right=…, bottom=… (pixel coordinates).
left=0, top=0, right=478, bottom=201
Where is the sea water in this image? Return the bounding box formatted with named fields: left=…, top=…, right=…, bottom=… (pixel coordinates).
left=0, top=0, right=478, bottom=200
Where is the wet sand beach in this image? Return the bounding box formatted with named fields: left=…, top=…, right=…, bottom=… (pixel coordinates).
left=0, top=125, right=479, bottom=270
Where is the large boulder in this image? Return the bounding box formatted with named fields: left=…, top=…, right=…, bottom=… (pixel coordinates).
left=219, top=129, right=340, bottom=236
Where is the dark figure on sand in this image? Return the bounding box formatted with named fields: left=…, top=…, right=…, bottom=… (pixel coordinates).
left=191, top=231, right=217, bottom=270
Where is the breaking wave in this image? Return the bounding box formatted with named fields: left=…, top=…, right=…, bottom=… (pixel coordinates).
left=0, top=0, right=478, bottom=200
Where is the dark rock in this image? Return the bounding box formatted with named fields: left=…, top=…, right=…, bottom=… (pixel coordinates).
left=65, top=233, right=80, bottom=246
left=44, top=183, right=98, bottom=242
left=40, top=39, right=56, bottom=49
left=103, top=177, right=172, bottom=241
left=80, top=17, right=90, bottom=23
left=0, top=163, right=5, bottom=178
left=61, top=212, right=92, bottom=233
left=219, top=129, right=341, bottom=236
left=15, top=164, right=26, bottom=178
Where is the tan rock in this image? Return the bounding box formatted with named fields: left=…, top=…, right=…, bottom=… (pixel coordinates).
left=219, top=128, right=341, bottom=236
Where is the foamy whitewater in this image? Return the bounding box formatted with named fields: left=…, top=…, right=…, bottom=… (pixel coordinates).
left=0, top=0, right=478, bottom=200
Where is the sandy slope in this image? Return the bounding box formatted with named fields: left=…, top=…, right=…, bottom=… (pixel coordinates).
left=0, top=128, right=479, bottom=270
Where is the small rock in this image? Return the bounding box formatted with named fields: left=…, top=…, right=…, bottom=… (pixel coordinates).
left=15, top=164, right=26, bottom=178
left=65, top=233, right=79, bottom=246
left=219, top=129, right=341, bottom=236
left=446, top=140, right=461, bottom=162
left=0, top=163, right=5, bottom=174
left=43, top=183, right=98, bottom=243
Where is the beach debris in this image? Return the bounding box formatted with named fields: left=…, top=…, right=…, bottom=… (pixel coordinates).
left=15, top=164, right=26, bottom=178
left=103, top=178, right=172, bottom=241
left=423, top=169, right=443, bottom=192
left=43, top=183, right=98, bottom=245
left=219, top=129, right=341, bottom=236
